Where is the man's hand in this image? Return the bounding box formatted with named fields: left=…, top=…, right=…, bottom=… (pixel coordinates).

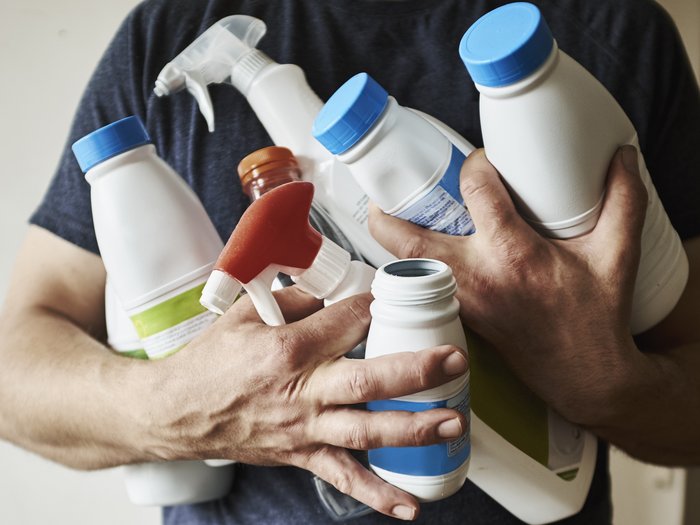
left=369, top=146, right=700, bottom=466
left=369, top=146, right=647, bottom=425
left=370, top=145, right=700, bottom=464
left=144, top=287, right=468, bottom=520
left=0, top=227, right=467, bottom=520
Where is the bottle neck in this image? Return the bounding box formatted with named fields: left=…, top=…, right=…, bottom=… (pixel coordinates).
left=475, top=42, right=559, bottom=99
left=372, top=259, right=457, bottom=306
left=243, top=167, right=301, bottom=201
left=84, top=144, right=156, bottom=185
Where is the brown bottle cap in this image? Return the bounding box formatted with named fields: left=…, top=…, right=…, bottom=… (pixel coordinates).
left=238, top=146, right=301, bottom=186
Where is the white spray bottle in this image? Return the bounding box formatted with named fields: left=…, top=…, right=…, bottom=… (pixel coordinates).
left=153, top=15, right=394, bottom=268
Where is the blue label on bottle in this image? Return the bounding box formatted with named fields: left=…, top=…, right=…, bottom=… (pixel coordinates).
left=438, top=145, right=467, bottom=203
left=394, top=145, right=475, bottom=236
left=367, top=384, right=470, bottom=476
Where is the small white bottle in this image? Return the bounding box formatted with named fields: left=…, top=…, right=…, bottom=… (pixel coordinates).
left=365, top=259, right=470, bottom=501
left=459, top=2, right=688, bottom=334
left=72, top=116, right=234, bottom=505
left=313, top=73, right=476, bottom=236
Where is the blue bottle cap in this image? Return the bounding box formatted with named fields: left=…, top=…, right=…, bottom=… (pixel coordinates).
left=312, top=73, right=389, bottom=155
left=72, top=116, right=152, bottom=173
left=459, top=2, right=554, bottom=88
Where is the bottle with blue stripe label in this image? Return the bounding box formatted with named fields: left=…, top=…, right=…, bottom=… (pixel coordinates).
left=312, top=73, right=475, bottom=237
left=365, top=259, right=470, bottom=501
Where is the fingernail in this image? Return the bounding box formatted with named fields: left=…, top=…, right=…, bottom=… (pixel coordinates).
left=621, top=145, right=639, bottom=175
left=442, top=351, right=468, bottom=375
left=437, top=417, right=463, bottom=439
left=392, top=504, right=417, bottom=520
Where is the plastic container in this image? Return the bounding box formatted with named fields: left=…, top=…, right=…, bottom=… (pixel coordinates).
left=365, top=259, right=470, bottom=501
left=313, top=73, right=476, bottom=236
left=73, top=116, right=233, bottom=506
left=459, top=2, right=688, bottom=334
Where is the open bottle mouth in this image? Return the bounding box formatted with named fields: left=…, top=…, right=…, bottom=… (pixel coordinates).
left=373, top=258, right=456, bottom=306
left=382, top=258, right=443, bottom=277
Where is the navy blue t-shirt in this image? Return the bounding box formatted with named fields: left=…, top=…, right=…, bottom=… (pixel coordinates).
left=30, top=0, right=700, bottom=524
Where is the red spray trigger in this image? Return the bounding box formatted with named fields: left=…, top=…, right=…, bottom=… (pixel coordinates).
left=216, top=181, right=323, bottom=283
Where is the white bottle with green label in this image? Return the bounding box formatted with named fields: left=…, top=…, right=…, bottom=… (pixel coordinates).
left=73, top=116, right=233, bottom=506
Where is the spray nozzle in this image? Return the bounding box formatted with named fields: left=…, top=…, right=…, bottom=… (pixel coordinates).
left=201, top=181, right=323, bottom=325
left=200, top=181, right=365, bottom=326
left=154, top=15, right=271, bottom=132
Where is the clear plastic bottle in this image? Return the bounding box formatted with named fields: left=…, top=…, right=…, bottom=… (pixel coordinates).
left=459, top=2, right=688, bottom=334
left=72, top=116, right=233, bottom=506
left=312, top=73, right=476, bottom=236
left=365, top=259, right=470, bottom=501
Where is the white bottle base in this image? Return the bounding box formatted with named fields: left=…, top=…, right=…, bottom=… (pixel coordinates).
left=370, top=460, right=470, bottom=502
left=123, top=460, right=234, bottom=506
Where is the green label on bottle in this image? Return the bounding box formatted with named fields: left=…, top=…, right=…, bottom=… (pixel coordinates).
left=130, top=283, right=216, bottom=359
left=467, top=331, right=582, bottom=478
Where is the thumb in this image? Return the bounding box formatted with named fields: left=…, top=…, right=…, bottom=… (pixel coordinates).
left=459, top=149, right=528, bottom=242
left=590, top=145, right=648, bottom=269
left=368, top=202, right=454, bottom=261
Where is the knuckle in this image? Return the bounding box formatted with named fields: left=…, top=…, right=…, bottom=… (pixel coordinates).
left=342, top=295, right=373, bottom=326
left=332, top=468, right=355, bottom=496
left=396, top=234, right=430, bottom=260
left=460, top=168, right=492, bottom=202
left=411, top=357, right=432, bottom=390
left=271, top=330, right=305, bottom=368
left=346, top=421, right=373, bottom=450
left=409, top=418, right=433, bottom=445
left=347, top=366, right=378, bottom=402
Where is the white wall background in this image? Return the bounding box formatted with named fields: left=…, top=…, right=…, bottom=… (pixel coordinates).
left=0, top=1, right=698, bottom=524
left=0, top=2, right=158, bottom=524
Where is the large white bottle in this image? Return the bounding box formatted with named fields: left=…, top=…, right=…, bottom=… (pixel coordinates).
left=459, top=2, right=688, bottom=334
left=365, top=259, right=470, bottom=502
left=312, top=72, right=476, bottom=236
left=72, top=116, right=234, bottom=506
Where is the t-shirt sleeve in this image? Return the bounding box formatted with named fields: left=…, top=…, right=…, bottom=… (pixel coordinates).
left=29, top=5, right=151, bottom=255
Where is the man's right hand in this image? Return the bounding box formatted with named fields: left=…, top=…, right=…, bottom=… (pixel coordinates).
left=144, top=286, right=468, bottom=520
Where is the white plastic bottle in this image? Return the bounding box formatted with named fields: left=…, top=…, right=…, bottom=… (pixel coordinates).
left=365, top=259, right=470, bottom=501
left=459, top=2, right=688, bottom=334
left=313, top=73, right=476, bottom=236
left=72, top=116, right=234, bottom=505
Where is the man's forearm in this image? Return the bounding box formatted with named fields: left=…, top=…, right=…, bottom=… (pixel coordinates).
left=596, top=238, right=700, bottom=464
left=579, top=337, right=700, bottom=464
left=0, top=305, right=153, bottom=469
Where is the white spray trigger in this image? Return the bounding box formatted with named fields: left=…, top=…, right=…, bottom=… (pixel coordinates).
left=153, top=15, right=268, bottom=132
left=184, top=70, right=216, bottom=132
left=241, top=265, right=285, bottom=326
